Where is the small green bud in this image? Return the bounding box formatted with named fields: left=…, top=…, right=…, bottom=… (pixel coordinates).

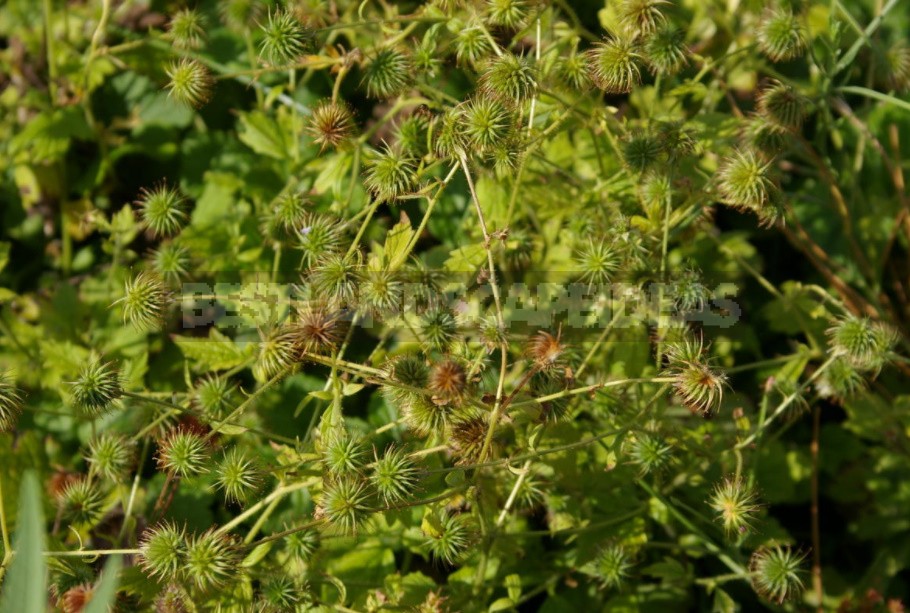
left=461, top=97, right=515, bottom=154
left=455, top=26, right=492, bottom=66
left=622, top=129, right=662, bottom=173
left=575, top=239, right=619, bottom=285
left=150, top=241, right=190, bottom=284
left=297, top=213, right=344, bottom=268
left=816, top=356, right=866, bottom=402
left=420, top=305, right=458, bottom=352
left=628, top=433, right=672, bottom=474
left=323, top=433, right=366, bottom=476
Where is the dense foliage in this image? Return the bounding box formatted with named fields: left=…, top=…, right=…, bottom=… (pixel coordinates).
left=1, top=0, right=910, bottom=611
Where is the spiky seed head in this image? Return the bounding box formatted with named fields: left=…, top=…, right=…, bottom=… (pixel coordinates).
left=139, top=522, right=186, bottom=582
left=527, top=330, right=566, bottom=372
left=291, top=302, right=346, bottom=356
left=297, top=213, right=344, bottom=268
left=428, top=359, right=467, bottom=403
left=271, top=191, right=309, bottom=234
left=576, top=239, right=619, bottom=286
left=307, top=252, right=362, bottom=307
left=644, top=26, right=688, bottom=75
left=168, top=8, right=205, bottom=49
left=165, top=58, right=213, bottom=108
left=60, top=583, right=94, bottom=613
left=880, top=41, right=910, bottom=91
left=622, top=130, right=662, bottom=173
left=364, top=147, right=417, bottom=201
left=480, top=54, right=538, bottom=104
left=157, top=430, right=209, bottom=477
left=758, top=8, right=807, bottom=62
left=215, top=448, right=263, bottom=503
left=656, top=120, right=696, bottom=161
left=561, top=49, right=592, bottom=90
left=757, top=81, right=809, bottom=130
left=394, top=114, right=429, bottom=158
left=450, top=416, right=489, bottom=464
left=486, top=0, right=527, bottom=29
left=59, top=479, right=104, bottom=527
left=749, top=545, right=807, bottom=604
left=154, top=583, right=191, bottom=612
left=361, top=268, right=403, bottom=317
left=259, top=10, right=313, bottom=66
left=424, top=512, right=470, bottom=564
left=455, top=27, right=492, bottom=66
left=740, top=113, right=790, bottom=152
left=673, top=270, right=711, bottom=314
left=816, top=356, right=866, bottom=402
left=253, top=327, right=296, bottom=381
left=402, top=393, right=452, bottom=436
left=665, top=338, right=727, bottom=414
left=420, top=306, right=458, bottom=352
left=319, top=476, right=371, bottom=533
left=588, top=543, right=633, bottom=589
left=827, top=316, right=897, bottom=373
left=260, top=576, right=303, bottom=611
left=434, top=107, right=469, bottom=158
left=220, top=0, right=265, bottom=32
left=119, top=271, right=170, bottom=331
left=323, top=434, right=366, bottom=476
left=371, top=446, right=419, bottom=505
left=363, top=49, right=412, bottom=99
left=641, top=172, right=672, bottom=206
left=462, top=96, right=514, bottom=154
left=710, top=476, right=761, bottom=536
left=151, top=242, right=190, bottom=284
left=586, top=36, right=642, bottom=93
left=137, top=184, right=186, bottom=236
left=307, top=99, right=356, bottom=150
left=185, top=531, right=238, bottom=591
left=389, top=354, right=430, bottom=389
left=531, top=375, right=572, bottom=423
left=716, top=149, right=781, bottom=223
left=86, top=433, right=133, bottom=482
left=617, top=0, right=668, bottom=37
left=284, top=528, right=319, bottom=562
left=71, top=358, right=122, bottom=417
left=0, top=371, right=24, bottom=432
left=629, top=433, right=672, bottom=474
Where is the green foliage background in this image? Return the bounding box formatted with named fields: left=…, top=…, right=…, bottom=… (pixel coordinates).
left=1, top=0, right=910, bottom=611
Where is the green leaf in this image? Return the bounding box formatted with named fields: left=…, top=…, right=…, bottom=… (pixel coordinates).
left=0, top=472, right=46, bottom=613
left=384, top=218, right=416, bottom=270
left=171, top=328, right=250, bottom=372
left=83, top=555, right=122, bottom=613
left=238, top=111, right=291, bottom=160
left=489, top=597, right=517, bottom=612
